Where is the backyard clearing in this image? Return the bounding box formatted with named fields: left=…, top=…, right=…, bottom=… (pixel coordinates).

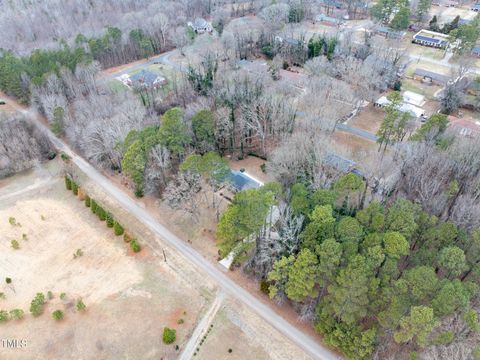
left=347, top=105, right=385, bottom=133
left=332, top=131, right=377, bottom=160
left=0, top=167, right=209, bottom=359
left=0, top=91, right=24, bottom=114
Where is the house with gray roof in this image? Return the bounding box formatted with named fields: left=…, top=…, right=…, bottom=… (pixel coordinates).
left=373, top=25, right=406, bottom=39
left=127, top=70, right=166, bottom=89
left=324, top=153, right=356, bottom=173
left=413, top=68, right=450, bottom=85
left=315, top=13, right=344, bottom=26
left=188, top=18, right=212, bottom=33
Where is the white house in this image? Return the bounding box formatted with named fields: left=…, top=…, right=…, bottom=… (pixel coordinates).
left=374, top=95, right=426, bottom=119
left=188, top=18, right=212, bottom=33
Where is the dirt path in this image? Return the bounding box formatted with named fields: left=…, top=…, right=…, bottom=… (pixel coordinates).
left=180, top=291, right=225, bottom=360
left=0, top=91, right=28, bottom=113
left=0, top=176, right=52, bottom=201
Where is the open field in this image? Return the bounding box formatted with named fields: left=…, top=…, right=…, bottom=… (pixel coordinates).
left=0, top=161, right=319, bottom=360
left=196, top=298, right=313, bottom=360
left=0, top=165, right=210, bottom=359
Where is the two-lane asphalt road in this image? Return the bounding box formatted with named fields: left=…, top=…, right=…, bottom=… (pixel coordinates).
left=27, top=110, right=341, bottom=360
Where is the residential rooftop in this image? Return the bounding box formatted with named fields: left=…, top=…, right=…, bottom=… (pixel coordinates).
left=413, top=68, right=450, bottom=84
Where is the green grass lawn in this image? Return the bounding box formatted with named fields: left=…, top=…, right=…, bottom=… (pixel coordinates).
left=401, top=79, right=441, bottom=100
left=108, top=79, right=128, bottom=92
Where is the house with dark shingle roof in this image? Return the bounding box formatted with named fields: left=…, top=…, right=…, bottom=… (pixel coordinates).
left=412, top=30, right=449, bottom=48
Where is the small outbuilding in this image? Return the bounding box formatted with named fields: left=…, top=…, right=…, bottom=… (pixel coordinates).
left=402, top=91, right=426, bottom=107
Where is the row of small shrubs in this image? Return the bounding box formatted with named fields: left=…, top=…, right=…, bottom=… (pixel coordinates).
left=64, top=175, right=141, bottom=253
left=64, top=176, right=78, bottom=195
left=194, top=324, right=214, bottom=356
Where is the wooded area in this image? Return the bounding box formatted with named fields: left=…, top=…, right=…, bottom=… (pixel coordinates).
left=0, top=114, right=54, bottom=178
left=1, top=0, right=479, bottom=358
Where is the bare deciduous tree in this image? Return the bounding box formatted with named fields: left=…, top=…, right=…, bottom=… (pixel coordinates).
left=0, top=114, right=53, bottom=178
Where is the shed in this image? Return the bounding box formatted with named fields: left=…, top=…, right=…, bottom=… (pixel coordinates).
left=403, top=91, right=426, bottom=107
left=374, top=96, right=390, bottom=107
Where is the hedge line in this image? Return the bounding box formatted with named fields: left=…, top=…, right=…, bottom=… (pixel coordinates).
left=64, top=175, right=141, bottom=253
